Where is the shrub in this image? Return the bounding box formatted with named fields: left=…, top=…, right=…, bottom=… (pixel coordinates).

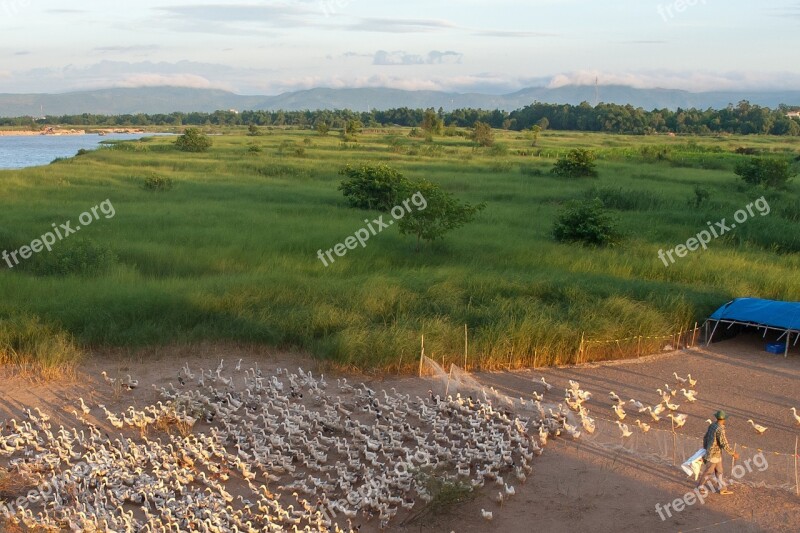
left=143, top=173, right=174, bottom=191
left=76, top=148, right=90, bottom=156
left=23, top=238, right=117, bottom=277
left=248, top=144, right=263, bottom=154
left=338, top=164, right=410, bottom=211
left=690, top=186, right=711, bottom=208
left=471, top=121, right=494, bottom=147
left=551, top=148, right=598, bottom=178
left=488, top=143, right=509, bottom=157
left=246, top=124, right=262, bottom=136
left=734, top=157, right=796, bottom=188
left=553, top=198, right=620, bottom=246
left=585, top=187, right=664, bottom=211
left=520, top=165, right=545, bottom=177
left=397, top=179, right=486, bottom=249
left=175, top=128, right=212, bottom=152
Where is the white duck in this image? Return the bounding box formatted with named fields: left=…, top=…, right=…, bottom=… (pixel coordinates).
left=612, top=404, right=627, bottom=421
left=617, top=421, right=633, bottom=438
left=668, top=413, right=687, bottom=428
left=635, top=419, right=650, bottom=432
left=629, top=399, right=646, bottom=412
left=673, top=372, right=687, bottom=385
left=681, top=389, right=697, bottom=402
left=747, top=419, right=768, bottom=434
left=792, top=407, right=800, bottom=425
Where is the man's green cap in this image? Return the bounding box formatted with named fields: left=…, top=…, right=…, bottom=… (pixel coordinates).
left=715, top=410, right=727, bottom=420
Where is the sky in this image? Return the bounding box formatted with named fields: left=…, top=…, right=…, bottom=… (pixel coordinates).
left=0, top=0, right=798, bottom=95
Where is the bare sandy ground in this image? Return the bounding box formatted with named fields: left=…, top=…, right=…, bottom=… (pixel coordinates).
left=1, top=336, right=798, bottom=532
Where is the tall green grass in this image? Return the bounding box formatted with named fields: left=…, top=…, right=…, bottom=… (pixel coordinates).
left=0, top=129, right=798, bottom=373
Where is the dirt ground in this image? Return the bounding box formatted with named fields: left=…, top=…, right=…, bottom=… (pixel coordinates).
left=1, top=335, right=798, bottom=532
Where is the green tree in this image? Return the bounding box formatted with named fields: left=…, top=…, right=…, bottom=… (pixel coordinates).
left=529, top=125, right=542, bottom=146
left=734, top=157, right=796, bottom=189
left=471, top=121, right=494, bottom=147
left=551, top=148, right=598, bottom=178
left=397, top=180, right=486, bottom=249
left=247, top=124, right=262, bottom=136
left=343, top=119, right=363, bottom=140
left=175, top=128, right=212, bottom=152
left=421, top=108, right=444, bottom=136
left=553, top=198, right=620, bottom=247
left=338, top=164, right=410, bottom=211
left=316, top=122, right=330, bottom=136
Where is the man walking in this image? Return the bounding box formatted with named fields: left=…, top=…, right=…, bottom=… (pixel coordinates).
left=697, top=410, right=739, bottom=495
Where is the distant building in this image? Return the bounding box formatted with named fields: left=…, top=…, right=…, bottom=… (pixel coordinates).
left=787, top=111, right=800, bottom=118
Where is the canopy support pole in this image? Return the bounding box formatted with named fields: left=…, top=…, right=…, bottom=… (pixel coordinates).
left=707, top=320, right=720, bottom=346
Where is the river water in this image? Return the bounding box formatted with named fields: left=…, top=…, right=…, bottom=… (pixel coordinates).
left=0, top=134, right=164, bottom=170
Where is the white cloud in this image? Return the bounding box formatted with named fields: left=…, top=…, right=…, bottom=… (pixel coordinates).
left=547, top=70, right=800, bottom=92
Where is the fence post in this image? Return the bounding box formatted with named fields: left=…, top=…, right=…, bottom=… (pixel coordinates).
left=795, top=436, right=798, bottom=497
left=577, top=332, right=585, bottom=365
left=464, top=324, right=468, bottom=370
left=691, top=322, right=698, bottom=347
left=637, top=335, right=642, bottom=358
left=418, top=334, right=425, bottom=377
left=671, top=418, right=677, bottom=466
left=533, top=347, right=537, bottom=370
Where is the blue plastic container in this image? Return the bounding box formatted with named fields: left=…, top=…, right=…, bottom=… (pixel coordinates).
left=765, top=342, right=786, bottom=354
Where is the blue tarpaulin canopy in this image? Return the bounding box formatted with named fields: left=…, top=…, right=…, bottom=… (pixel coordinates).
left=707, top=298, right=800, bottom=356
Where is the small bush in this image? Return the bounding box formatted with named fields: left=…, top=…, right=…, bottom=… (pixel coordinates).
left=23, top=238, right=117, bottom=277
left=338, top=164, right=410, bottom=211
left=248, top=144, right=263, bottom=154
left=551, top=149, right=598, bottom=178
left=690, top=186, right=711, bottom=208
left=143, top=173, right=174, bottom=191
left=585, top=186, right=664, bottom=211
left=175, top=128, right=212, bottom=152
left=520, top=165, right=545, bottom=177
left=735, top=157, right=796, bottom=189
left=76, top=148, right=90, bottom=156
left=488, top=143, right=509, bottom=157
left=553, top=198, right=620, bottom=246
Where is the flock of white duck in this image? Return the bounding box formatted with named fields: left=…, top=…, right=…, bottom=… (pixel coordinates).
left=0, top=360, right=576, bottom=531
left=1, top=362, right=797, bottom=531
left=536, top=370, right=797, bottom=441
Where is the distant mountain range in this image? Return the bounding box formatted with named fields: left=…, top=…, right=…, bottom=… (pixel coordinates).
left=1, top=85, right=799, bottom=117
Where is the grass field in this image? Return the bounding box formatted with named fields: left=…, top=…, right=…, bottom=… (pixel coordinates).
left=1, top=127, right=799, bottom=373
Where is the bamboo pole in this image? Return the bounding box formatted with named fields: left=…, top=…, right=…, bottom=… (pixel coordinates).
left=464, top=324, right=468, bottom=370
left=671, top=417, right=677, bottom=466
left=444, top=365, right=453, bottom=398
left=418, top=334, right=425, bottom=377
left=637, top=335, right=642, bottom=358
left=795, top=436, right=798, bottom=497
left=691, top=322, right=698, bottom=347
left=533, top=347, right=537, bottom=370
left=577, top=332, right=585, bottom=365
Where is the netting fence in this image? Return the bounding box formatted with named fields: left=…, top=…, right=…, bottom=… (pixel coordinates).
left=421, top=356, right=799, bottom=495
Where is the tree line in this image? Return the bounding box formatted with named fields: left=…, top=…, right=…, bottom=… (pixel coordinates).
left=2, top=100, right=799, bottom=136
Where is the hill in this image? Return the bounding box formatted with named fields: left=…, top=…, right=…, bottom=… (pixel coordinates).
left=1, top=85, right=799, bottom=117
